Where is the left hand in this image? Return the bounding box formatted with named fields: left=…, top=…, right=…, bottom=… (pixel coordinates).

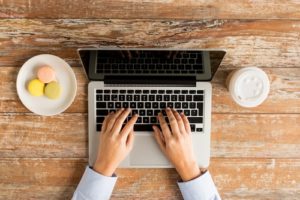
left=93, top=108, right=138, bottom=176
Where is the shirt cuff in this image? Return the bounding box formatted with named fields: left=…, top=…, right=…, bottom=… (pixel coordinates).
left=72, top=166, right=118, bottom=200
left=177, top=171, right=221, bottom=200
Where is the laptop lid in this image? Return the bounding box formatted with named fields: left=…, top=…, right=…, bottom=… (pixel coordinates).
left=78, top=48, right=226, bottom=84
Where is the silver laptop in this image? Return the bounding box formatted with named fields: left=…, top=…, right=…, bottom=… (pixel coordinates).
left=78, top=48, right=226, bottom=168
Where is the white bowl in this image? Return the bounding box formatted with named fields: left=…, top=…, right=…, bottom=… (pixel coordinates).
left=16, top=54, right=77, bottom=116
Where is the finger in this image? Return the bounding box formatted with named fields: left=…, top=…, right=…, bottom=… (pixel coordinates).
left=181, top=112, right=191, bottom=134
left=172, top=109, right=187, bottom=134
left=166, top=108, right=180, bottom=136
left=157, top=112, right=171, bottom=139
left=111, top=108, right=132, bottom=135
left=120, top=114, right=138, bottom=138
left=106, top=108, right=124, bottom=132
left=101, top=112, right=113, bottom=133
left=126, top=130, right=135, bottom=152
left=152, top=126, right=166, bottom=153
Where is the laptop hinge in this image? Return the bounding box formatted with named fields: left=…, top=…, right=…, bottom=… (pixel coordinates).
left=104, top=76, right=196, bottom=87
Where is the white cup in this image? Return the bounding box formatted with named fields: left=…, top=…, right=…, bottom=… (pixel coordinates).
left=226, top=67, right=270, bottom=107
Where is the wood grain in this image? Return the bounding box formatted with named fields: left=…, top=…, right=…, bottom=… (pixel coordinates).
left=1, top=113, right=299, bottom=158
left=1, top=0, right=300, bottom=20
left=0, top=158, right=299, bottom=200
left=1, top=67, right=299, bottom=114
left=1, top=19, right=300, bottom=68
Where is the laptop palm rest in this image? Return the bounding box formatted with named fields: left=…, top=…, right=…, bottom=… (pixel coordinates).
left=130, top=133, right=171, bottom=167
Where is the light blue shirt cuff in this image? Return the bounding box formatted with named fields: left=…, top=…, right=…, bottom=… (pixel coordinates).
left=72, top=166, right=117, bottom=200
left=177, top=171, right=221, bottom=200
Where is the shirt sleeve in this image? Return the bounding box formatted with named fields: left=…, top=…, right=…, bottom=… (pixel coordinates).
left=177, top=171, right=221, bottom=200
left=72, top=166, right=118, bottom=200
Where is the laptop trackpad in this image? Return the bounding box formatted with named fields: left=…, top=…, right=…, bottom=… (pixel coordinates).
left=130, top=134, right=171, bottom=167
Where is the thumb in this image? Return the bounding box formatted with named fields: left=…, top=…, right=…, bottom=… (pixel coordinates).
left=126, top=130, right=135, bottom=152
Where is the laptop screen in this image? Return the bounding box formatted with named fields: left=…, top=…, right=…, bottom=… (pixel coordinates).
left=79, top=49, right=225, bottom=82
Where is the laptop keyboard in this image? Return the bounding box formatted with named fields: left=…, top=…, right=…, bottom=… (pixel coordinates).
left=95, top=89, right=204, bottom=133
left=96, top=50, right=203, bottom=75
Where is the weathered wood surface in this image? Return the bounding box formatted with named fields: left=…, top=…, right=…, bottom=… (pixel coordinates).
left=1, top=19, right=300, bottom=68
left=1, top=113, right=299, bottom=158
left=0, top=158, right=299, bottom=200
left=1, top=0, right=300, bottom=20
left=0, top=67, right=299, bottom=114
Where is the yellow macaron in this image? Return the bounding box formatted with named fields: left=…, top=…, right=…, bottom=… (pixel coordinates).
left=44, top=81, right=62, bottom=99
left=27, top=79, right=45, bottom=96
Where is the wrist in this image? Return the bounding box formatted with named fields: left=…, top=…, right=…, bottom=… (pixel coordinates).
left=176, top=161, right=201, bottom=182
left=93, top=161, right=116, bottom=177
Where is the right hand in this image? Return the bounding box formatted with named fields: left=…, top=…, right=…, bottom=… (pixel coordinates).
left=152, top=108, right=202, bottom=182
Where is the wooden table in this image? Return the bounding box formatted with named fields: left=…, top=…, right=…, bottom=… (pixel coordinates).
left=0, top=1, right=299, bottom=199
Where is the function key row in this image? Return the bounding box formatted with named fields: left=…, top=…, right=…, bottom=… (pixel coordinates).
left=96, top=95, right=204, bottom=102
left=96, top=89, right=204, bottom=94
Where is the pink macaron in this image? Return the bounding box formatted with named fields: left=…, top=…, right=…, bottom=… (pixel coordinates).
left=37, top=66, right=56, bottom=83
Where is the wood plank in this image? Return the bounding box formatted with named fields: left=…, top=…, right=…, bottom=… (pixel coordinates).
left=1, top=113, right=299, bottom=158
left=1, top=67, right=298, bottom=114
left=0, top=158, right=299, bottom=199
left=1, top=0, right=300, bottom=20
left=1, top=19, right=300, bottom=68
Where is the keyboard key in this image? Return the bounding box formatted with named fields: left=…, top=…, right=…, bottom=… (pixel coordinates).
left=196, top=128, right=203, bottom=132
left=115, top=102, right=121, bottom=108
left=97, top=110, right=108, bottom=116
left=134, top=95, right=140, bottom=101
left=175, top=102, right=181, bottom=108
left=104, top=95, right=110, bottom=101
left=190, top=102, right=196, bottom=108
left=139, top=110, right=146, bottom=116
left=160, top=102, right=166, bottom=109
left=167, top=102, right=173, bottom=108
left=97, top=102, right=106, bottom=108
left=156, top=95, right=162, bottom=101
left=108, top=102, right=114, bottom=108
left=136, top=117, right=142, bottom=123
left=147, top=110, right=153, bottom=116
left=171, top=95, right=177, bottom=101
left=150, top=90, right=157, bottom=94
left=191, top=110, right=197, bottom=116
left=190, top=124, right=195, bottom=132
left=194, top=95, right=203, bottom=101
left=123, top=102, right=129, bottom=108
left=127, top=90, right=134, bottom=94
left=138, top=102, right=144, bottom=108
left=151, top=117, right=157, bottom=123
left=174, top=90, right=180, bottom=94
left=197, top=90, right=204, bottom=94
left=184, top=110, right=190, bottom=116
left=96, top=95, right=103, bottom=101
left=141, top=95, right=147, bottom=101
left=143, top=90, right=149, bottom=94
left=186, top=95, right=192, bottom=101
left=130, top=102, right=136, bottom=108
left=119, top=95, right=125, bottom=101
left=134, top=124, right=153, bottom=131
left=182, top=90, right=188, bottom=94
left=96, top=90, right=103, bottom=94
left=120, top=90, right=126, bottom=93
left=188, top=117, right=203, bottom=123
left=104, top=90, right=110, bottom=93
left=135, top=90, right=142, bottom=94
left=149, top=95, right=155, bottom=101
left=189, top=90, right=196, bottom=94
left=96, top=124, right=102, bottom=131
left=126, top=95, right=133, bottom=101
left=143, top=117, right=150, bottom=123
left=158, top=90, right=164, bottom=94
left=197, top=103, right=203, bottom=116
left=111, top=95, right=118, bottom=101
left=164, top=95, right=170, bottom=101
left=152, top=102, right=159, bottom=108
left=112, top=90, right=118, bottom=93
left=96, top=117, right=105, bottom=124
left=154, top=110, right=160, bottom=116
left=179, top=95, right=185, bottom=101
left=145, top=102, right=151, bottom=108
left=182, top=103, right=188, bottom=109
left=132, top=109, right=139, bottom=115
left=166, top=90, right=172, bottom=94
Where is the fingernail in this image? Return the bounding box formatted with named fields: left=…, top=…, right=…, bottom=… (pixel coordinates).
left=166, top=107, right=170, bottom=111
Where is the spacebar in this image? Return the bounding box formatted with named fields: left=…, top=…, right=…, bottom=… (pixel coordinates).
left=134, top=124, right=153, bottom=131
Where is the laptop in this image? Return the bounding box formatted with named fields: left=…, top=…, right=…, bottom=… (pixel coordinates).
left=78, top=48, right=226, bottom=168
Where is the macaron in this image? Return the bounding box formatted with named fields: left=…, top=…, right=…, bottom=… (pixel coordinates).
left=44, top=81, right=62, bottom=99
left=28, top=79, right=45, bottom=96
left=37, top=66, right=56, bottom=83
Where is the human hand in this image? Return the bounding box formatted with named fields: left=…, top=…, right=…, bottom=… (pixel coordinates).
left=152, top=108, right=201, bottom=181
left=93, top=108, right=138, bottom=176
